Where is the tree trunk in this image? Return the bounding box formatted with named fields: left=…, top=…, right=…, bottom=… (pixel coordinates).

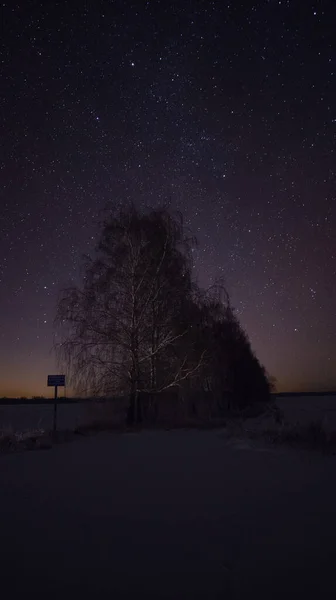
left=136, top=393, right=142, bottom=423
left=127, top=389, right=138, bottom=425
left=154, top=396, right=159, bottom=422
left=150, top=304, right=158, bottom=389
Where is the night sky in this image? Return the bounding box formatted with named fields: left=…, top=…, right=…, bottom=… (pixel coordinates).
left=1, top=1, right=335, bottom=397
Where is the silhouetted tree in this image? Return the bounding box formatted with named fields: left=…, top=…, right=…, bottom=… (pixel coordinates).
left=206, top=303, right=272, bottom=409
left=176, top=280, right=272, bottom=413
left=55, top=205, right=206, bottom=423
left=55, top=206, right=272, bottom=425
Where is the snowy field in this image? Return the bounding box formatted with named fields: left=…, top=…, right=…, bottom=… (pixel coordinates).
left=1, top=394, right=336, bottom=432
left=1, top=429, right=336, bottom=598
left=0, top=401, right=86, bottom=432
left=277, top=394, right=336, bottom=429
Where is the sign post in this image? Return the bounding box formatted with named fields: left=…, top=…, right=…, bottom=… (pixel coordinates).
left=47, top=375, right=65, bottom=436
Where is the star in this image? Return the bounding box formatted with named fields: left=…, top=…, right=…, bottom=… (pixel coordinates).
left=0, top=0, right=335, bottom=396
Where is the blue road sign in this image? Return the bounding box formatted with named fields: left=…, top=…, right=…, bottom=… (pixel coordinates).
left=47, top=375, right=65, bottom=387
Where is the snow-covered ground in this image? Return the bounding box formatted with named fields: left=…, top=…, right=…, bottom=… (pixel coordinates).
left=1, top=429, right=336, bottom=598
left=0, top=402, right=85, bottom=431
left=279, top=395, right=336, bottom=430
left=1, top=394, right=336, bottom=432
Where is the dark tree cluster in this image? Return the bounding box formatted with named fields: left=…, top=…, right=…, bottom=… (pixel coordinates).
left=55, top=206, right=273, bottom=424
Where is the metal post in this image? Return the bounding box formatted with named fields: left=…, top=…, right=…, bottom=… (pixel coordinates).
left=53, top=385, right=58, bottom=436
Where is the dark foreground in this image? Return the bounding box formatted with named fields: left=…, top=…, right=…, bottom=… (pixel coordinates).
left=1, top=430, right=335, bottom=598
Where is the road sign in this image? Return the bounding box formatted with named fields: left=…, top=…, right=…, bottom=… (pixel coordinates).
left=47, top=375, right=65, bottom=387
left=47, top=375, right=65, bottom=436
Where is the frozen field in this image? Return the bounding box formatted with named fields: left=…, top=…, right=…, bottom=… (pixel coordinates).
left=277, top=394, right=336, bottom=429
left=0, top=401, right=86, bottom=432
left=1, top=394, right=336, bottom=432
left=1, top=429, right=336, bottom=598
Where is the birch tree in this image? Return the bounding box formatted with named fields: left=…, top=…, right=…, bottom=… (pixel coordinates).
left=55, top=205, right=206, bottom=423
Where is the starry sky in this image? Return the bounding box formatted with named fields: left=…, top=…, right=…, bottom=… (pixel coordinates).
left=1, top=1, right=335, bottom=397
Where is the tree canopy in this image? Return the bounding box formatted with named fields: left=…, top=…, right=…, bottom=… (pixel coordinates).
left=55, top=205, right=272, bottom=423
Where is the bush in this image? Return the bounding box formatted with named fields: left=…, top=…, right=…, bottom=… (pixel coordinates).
left=258, top=419, right=336, bottom=453
left=0, top=428, right=51, bottom=454
left=0, top=432, right=14, bottom=452
left=280, top=420, right=323, bottom=445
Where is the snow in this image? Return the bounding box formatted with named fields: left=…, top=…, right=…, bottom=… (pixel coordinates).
left=2, top=394, right=336, bottom=433
left=1, top=429, right=336, bottom=597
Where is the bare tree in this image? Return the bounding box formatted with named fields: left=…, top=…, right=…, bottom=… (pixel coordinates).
left=55, top=205, right=206, bottom=423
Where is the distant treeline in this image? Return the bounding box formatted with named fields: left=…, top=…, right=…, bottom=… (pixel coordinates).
left=0, top=396, right=126, bottom=405
left=1, top=391, right=336, bottom=406
left=274, top=391, right=336, bottom=398
left=0, top=397, right=77, bottom=405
